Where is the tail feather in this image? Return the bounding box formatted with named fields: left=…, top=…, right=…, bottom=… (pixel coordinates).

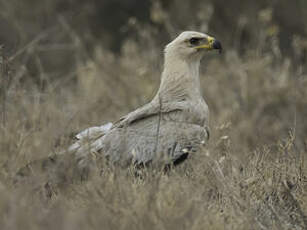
left=75, top=122, right=113, bottom=141
left=14, top=122, right=113, bottom=186
left=69, top=122, right=113, bottom=163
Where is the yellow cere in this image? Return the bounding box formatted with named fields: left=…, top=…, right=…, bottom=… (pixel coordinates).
left=195, top=36, right=215, bottom=50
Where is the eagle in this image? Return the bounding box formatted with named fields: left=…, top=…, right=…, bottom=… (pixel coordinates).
left=16, top=31, right=222, bottom=183
left=70, top=31, right=222, bottom=168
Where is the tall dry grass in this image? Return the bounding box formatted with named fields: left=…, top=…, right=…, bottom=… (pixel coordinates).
left=0, top=1, right=307, bottom=229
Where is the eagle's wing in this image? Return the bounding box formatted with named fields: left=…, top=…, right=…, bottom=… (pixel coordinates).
left=116, top=99, right=186, bottom=127
left=70, top=100, right=185, bottom=158
left=102, top=117, right=209, bottom=166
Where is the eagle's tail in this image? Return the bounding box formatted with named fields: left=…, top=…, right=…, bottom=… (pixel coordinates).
left=14, top=122, right=113, bottom=187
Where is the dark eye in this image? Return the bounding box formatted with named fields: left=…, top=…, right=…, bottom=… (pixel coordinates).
left=189, top=37, right=200, bottom=45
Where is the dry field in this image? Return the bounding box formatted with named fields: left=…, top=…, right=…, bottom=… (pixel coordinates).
left=1, top=1, right=307, bottom=229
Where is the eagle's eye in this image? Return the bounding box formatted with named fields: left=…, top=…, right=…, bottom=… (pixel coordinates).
left=189, top=37, right=201, bottom=46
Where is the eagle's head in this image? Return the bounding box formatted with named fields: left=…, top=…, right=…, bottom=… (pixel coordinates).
left=164, top=31, right=222, bottom=62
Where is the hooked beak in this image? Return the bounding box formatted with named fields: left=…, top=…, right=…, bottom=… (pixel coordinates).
left=195, top=36, right=222, bottom=53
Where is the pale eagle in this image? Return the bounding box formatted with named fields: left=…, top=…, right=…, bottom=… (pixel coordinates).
left=70, top=31, right=222, bottom=168
left=16, top=31, right=222, bottom=182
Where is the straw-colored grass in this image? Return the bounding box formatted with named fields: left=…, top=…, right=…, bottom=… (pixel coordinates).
left=0, top=1, right=307, bottom=229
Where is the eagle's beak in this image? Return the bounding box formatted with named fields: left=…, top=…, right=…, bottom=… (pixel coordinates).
left=195, top=36, right=222, bottom=53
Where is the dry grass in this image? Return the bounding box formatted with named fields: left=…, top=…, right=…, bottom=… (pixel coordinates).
left=1, top=1, right=307, bottom=229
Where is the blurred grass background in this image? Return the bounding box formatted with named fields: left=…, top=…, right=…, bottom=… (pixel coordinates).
left=0, top=0, right=307, bottom=229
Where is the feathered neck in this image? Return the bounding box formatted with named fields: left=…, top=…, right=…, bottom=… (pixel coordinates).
left=156, top=51, right=202, bottom=102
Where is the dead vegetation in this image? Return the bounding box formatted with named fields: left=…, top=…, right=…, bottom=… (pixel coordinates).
left=0, top=0, right=307, bottom=229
